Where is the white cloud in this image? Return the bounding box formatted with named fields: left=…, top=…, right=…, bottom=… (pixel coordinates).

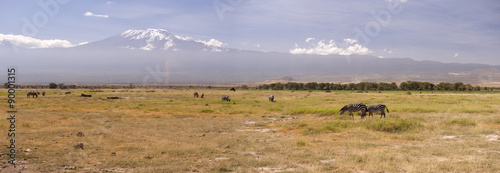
left=78, top=42, right=89, bottom=46
left=378, top=56, right=384, bottom=58
left=290, top=38, right=371, bottom=55
left=454, top=53, right=459, bottom=58
left=196, top=39, right=228, bottom=52
left=106, top=1, right=115, bottom=5
left=0, top=34, right=76, bottom=48
left=174, top=35, right=192, bottom=41
left=344, top=38, right=357, bottom=44
left=383, top=48, right=393, bottom=54
left=84, top=12, right=109, bottom=18
left=196, top=39, right=226, bottom=48
left=254, top=44, right=261, bottom=48
left=305, top=37, right=315, bottom=43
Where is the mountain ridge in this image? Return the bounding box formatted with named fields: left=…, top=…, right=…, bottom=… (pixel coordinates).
left=1, top=28, right=499, bottom=84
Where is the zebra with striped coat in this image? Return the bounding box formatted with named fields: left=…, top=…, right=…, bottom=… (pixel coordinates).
left=339, top=103, right=368, bottom=119
left=367, top=104, right=389, bottom=118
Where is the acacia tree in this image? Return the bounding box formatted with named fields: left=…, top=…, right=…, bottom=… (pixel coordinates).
left=49, top=83, right=57, bottom=89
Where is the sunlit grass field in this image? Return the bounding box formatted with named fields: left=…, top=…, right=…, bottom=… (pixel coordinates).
left=1, top=89, right=499, bottom=172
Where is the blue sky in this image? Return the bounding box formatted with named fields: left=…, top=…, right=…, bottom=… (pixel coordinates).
left=1, top=0, right=499, bottom=65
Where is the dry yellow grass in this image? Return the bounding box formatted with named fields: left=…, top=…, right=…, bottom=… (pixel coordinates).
left=0, top=89, right=499, bottom=172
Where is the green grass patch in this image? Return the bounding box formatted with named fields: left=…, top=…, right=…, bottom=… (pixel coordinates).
left=172, top=114, right=195, bottom=119
left=397, top=107, right=439, bottom=113
left=303, top=121, right=353, bottom=135
left=289, top=107, right=338, bottom=116
left=445, top=118, right=476, bottom=126
left=296, top=140, right=307, bottom=146
left=268, top=106, right=283, bottom=111
left=451, top=108, right=497, bottom=114
left=200, top=109, right=215, bottom=113
left=491, top=119, right=500, bottom=124
left=365, top=119, right=423, bottom=133
left=298, top=122, right=308, bottom=127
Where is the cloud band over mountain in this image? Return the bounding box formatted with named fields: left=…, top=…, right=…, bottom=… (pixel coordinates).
left=0, top=34, right=76, bottom=48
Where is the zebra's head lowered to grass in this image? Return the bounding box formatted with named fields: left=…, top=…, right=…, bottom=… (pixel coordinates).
left=339, top=106, right=348, bottom=115
left=339, top=103, right=368, bottom=118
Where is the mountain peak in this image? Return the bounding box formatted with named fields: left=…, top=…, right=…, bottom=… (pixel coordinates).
left=80, top=28, right=228, bottom=52
left=121, top=28, right=171, bottom=40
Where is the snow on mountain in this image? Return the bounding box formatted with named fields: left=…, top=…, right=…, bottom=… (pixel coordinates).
left=82, top=28, right=228, bottom=52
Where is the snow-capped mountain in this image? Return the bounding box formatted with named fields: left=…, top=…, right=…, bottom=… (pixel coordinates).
left=2, top=28, right=500, bottom=84
left=80, top=28, right=228, bottom=52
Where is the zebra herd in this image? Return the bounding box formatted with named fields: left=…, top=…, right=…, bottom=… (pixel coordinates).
left=340, top=103, right=389, bottom=119
left=193, top=89, right=388, bottom=119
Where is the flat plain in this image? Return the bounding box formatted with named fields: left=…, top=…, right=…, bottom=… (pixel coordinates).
left=1, top=89, right=499, bottom=172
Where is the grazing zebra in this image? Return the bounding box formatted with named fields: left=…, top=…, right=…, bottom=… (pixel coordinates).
left=193, top=92, right=199, bottom=98
left=367, top=104, right=389, bottom=118
left=269, top=94, right=274, bottom=102
left=27, top=91, right=38, bottom=98
left=222, top=95, right=231, bottom=102
left=339, top=103, right=368, bottom=119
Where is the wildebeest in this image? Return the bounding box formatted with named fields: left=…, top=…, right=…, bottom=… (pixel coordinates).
left=27, top=91, right=38, bottom=98
left=42, top=91, right=46, bottom=96
left=194, top=92, right=199, bottom=98
left=65, top=92, right=71, bottom=95
left=81, top=94, right=92, bottom=97
left=230, top=88, right=236, bottom=92
left=367, top=104, right=389, bottom=118
left=201, top=93, right=204, bottom=98
left=268, top=94, right=274, bottom=102
left=222, top=95, right=231, bottom=102
left=339, top=103, right=368, bottom=119
left=107, top=97, right=120, bottom=99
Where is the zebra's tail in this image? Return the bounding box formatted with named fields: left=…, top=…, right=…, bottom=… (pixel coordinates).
left=386, top=106, right=389, bottom=113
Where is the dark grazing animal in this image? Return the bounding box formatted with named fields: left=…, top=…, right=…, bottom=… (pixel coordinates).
left=27, top=91, right=38, bottom=98
left=222, top=95, right=231, bottom=102
left=268, top=94, right=274, bottom=102
left=367, top=104, right=389, bottom=118
left=201, top=93, right=204, bottom=98
left=339, top=103, right=368, bottom=119
left=193, top=92, right=199, bottom=98
left=65, top=92, right=71, bottom=95
left=42, top=91, right=46, bottom=96
left=107, top=97, right=120, bottom=99
left=81, top=94, right=92, bottom=97
left=230, top=88, right=236, bottom=92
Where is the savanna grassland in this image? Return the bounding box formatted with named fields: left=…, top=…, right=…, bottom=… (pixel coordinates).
left=1, top=89, right=499, bottom=172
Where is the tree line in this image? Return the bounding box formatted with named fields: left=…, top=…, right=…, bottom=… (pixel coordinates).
left=258, top=81, right=493, bottom=91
